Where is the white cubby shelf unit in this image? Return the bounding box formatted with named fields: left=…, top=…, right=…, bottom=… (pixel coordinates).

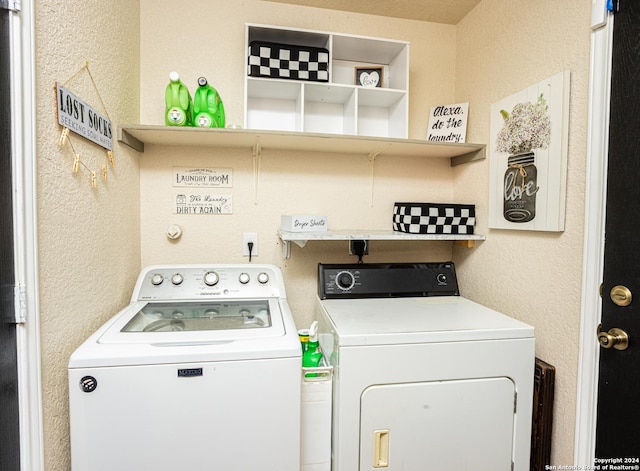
left=244, top=24, right=409, bottom=139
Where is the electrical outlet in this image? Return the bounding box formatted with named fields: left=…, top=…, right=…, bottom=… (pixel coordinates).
left=349, top=239, right=368, bottom=256
left=243, top=232, right=258, bottom=257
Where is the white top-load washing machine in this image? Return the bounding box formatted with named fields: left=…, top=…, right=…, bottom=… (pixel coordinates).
left=315, top=262, right=535, bottom=471
left=68, top=264, right=301, bottom=471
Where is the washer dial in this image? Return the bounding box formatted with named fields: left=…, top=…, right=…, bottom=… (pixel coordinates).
left=204, top=271, right=219, bottom=286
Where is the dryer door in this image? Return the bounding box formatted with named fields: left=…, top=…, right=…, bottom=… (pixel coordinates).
left=360, top=377, right=516, bottom=470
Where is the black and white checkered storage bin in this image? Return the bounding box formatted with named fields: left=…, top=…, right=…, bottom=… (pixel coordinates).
left=247, top=41, right=329, bottom=82
left=393, top=202, right=476, bottom=235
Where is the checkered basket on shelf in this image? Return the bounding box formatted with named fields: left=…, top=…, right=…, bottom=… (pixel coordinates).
left=247, top=41, right=329, bottom=82
left=393, top=202, right=476, bottom=235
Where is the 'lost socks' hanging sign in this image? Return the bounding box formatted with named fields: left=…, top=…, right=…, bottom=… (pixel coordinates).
left=56, top=83, right=113, bottom=151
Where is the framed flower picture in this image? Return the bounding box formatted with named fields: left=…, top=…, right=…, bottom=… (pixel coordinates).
left=488, top=71, right=570, bottom=232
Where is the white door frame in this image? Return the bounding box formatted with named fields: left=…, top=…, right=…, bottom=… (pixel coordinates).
left=9, top=1, right=44, bottom=470
left=574, top=1, right=613, bottom=465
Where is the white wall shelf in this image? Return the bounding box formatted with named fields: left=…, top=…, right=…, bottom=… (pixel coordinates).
left=117, top=125, right=485, bottom=166
left=278, top=230, right=486, bottom=259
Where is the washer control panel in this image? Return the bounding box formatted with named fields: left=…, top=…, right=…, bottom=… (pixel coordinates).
left=133, top=264, right=281, bottom=301
left=318, top=262, right=459, bottom=299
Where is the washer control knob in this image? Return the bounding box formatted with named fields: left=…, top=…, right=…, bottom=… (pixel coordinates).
left=336, top=271, right=355, bottom=291
left=257, top=272, right=269, bottom=284
left=239, top=272, right=250, bottom=284
left=204, top=271, right=219, bottom=286
left=151, top=274, right=164, bottom=286
left=171, top=273, right=184, bottom=285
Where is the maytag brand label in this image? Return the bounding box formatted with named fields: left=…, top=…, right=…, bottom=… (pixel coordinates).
left=177, top=368, right=203, bottom=378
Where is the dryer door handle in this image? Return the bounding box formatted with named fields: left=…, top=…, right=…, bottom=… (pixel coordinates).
left=373, top=429, right=390, bottom=468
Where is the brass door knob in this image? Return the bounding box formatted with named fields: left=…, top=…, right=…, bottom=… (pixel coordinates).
left=610, top=285, right=632, bottom=307
left=597, top=324, right=629, bottom=350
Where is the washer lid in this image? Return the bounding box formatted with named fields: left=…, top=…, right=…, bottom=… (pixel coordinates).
left=69, top=298, right=301, bottom=368
left=319, top=296, right=534, bottom=345
left=98, top=298, right=285, bottom=345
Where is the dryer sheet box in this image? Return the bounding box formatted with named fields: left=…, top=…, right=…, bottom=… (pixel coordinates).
left=281, top=215, right=328, bottom=232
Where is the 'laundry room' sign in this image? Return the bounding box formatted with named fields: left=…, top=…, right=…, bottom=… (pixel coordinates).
left=173, top=167, right=233, bottom=188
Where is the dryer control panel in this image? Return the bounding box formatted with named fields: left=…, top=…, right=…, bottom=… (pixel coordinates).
left=318, top=262, right=459, bottom=299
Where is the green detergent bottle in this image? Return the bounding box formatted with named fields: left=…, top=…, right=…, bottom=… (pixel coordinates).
left=165, top=71, right=193, bottom=126
left=193, top=77, right=226, bottom=128
left=302, top=321, right=322, bottom=369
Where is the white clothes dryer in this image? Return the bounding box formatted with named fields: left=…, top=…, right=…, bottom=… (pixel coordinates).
left=315, top=262, right=535, bottom=471
left=68, top=264, right=301, bottom=471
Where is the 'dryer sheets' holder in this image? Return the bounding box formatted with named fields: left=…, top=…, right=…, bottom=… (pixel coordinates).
left=393, top=202, right=476, bottom=235
left=248, top=40, right=329, bottom=82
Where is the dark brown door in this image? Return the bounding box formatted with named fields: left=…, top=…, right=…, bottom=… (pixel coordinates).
left=595, top=1, right=640, bottom=460
left=0, top=6, right=20, bottom=471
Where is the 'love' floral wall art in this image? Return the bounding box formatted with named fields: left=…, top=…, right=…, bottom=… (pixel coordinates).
left=489, top=71, right=570, bottom=231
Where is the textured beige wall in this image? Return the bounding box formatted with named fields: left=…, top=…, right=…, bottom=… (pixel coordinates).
left=33, top=0, right=592, bottom=468
left=139, top=0, right=459, bottom=328
left=454, top=0, right=590, bottom=464
left=139, top=0, right=457, bottom=138
left=35, top=1, right=141, bottom=469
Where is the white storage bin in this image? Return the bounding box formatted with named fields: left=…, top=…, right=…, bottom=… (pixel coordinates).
left=301, top=362, right=333, bottom=471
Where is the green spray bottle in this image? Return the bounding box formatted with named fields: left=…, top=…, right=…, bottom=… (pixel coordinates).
left=193, top=77, right=226, bottom=128
left=165, top=71, right=193, bottom=126
left=302, top=321, right=322, bottom=368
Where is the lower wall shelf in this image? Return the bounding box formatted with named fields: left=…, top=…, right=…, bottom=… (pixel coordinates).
left=277, top=230, right=485, bottom=259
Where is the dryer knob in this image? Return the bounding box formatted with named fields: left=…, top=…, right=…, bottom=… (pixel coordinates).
left=257, top=272, right=269, bottom=284
left=204, top=271, right=219, bottom=286
left=336, top=271, right=355, bottom=290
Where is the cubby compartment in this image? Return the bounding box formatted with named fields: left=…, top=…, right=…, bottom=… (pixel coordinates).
left=247, top=24, right=331, bottom=54
left=331, top=34, right=408, bottom=90
left=357, top=88, right=407, bottom=138
left=304, top=83, right=356, bottom=135
left=245, top=78, right=303, bottom=132
left=245, top=23, right=409, bottom=139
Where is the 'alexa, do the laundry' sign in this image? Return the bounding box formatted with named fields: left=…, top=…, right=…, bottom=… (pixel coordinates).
left=56, top=83, right=113, bottom=151
left=426, top=102, right=469, bottom=144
